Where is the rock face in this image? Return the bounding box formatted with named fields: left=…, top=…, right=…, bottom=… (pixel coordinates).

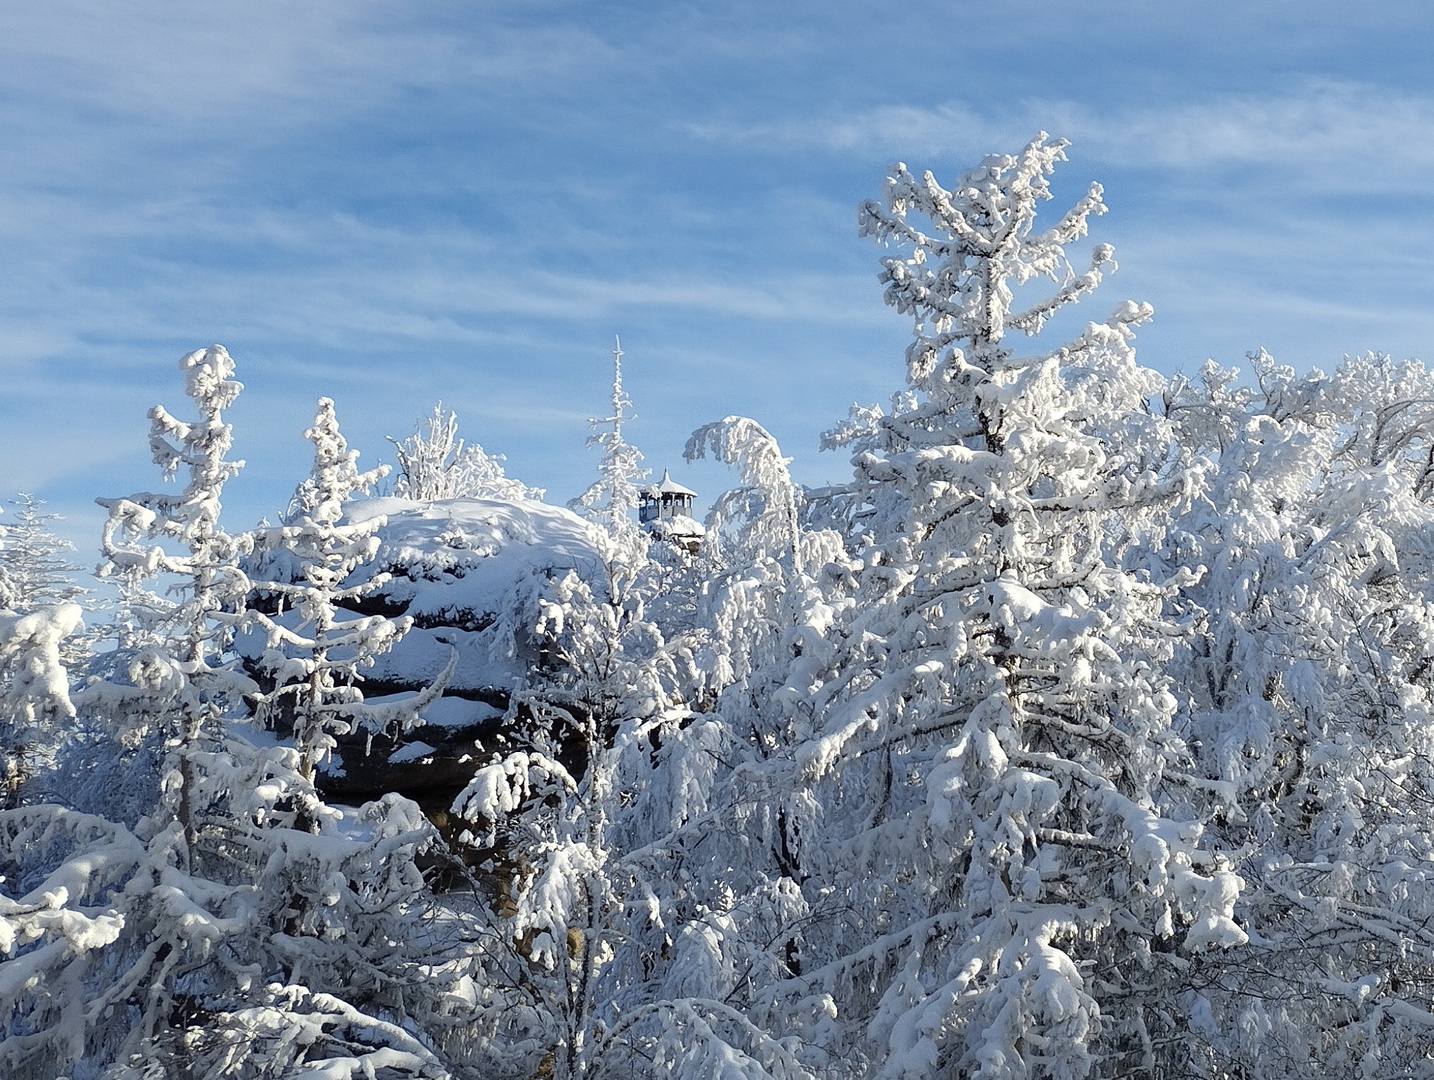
left=245, top=495, right=604, bottom=805
left=318, top=692, right=511, bottom=804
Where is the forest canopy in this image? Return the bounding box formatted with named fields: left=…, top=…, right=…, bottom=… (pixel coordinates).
left=2, top=135, right=1433, bottom=1079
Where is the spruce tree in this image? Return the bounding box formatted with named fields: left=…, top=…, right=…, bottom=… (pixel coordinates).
left=753, top=137, right=1243, bottom=1078
left=249, top=397, right=451, bottom=829
left=1, top=349, right=459, bottom=1079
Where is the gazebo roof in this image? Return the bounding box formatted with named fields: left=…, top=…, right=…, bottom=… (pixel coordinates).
left=644, top=469, right=696, bottom=498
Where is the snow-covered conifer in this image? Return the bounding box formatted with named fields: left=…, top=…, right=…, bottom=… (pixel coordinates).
left=283, top=398, right=391, bottom=525
left=571, top=336, right=648, bottom=540
left=0, top=346, right=261, bottom=1076
left=739, top=137, right=1240, bottom=1078
left=0, top=498, right=84, bottom=806
left=1160, top=349, right=1434, bottom=1076
left=92, top=344, right=257, bottom=852
left=249, top=397, right=452, bottom=824
left=0, top=350, right=463, bottom=1080
left=0, top=495, right=86, bottom=612
left=0, top=602, right=82, bottom=808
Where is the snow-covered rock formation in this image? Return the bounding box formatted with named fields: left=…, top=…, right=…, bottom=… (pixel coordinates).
left=283, top=495, right=604, bottom=802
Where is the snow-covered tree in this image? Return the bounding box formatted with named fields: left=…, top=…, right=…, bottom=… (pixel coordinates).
left=0, top=349, right=465, bottom=1080
left=448, top=521, right=682, bottom=1078
left=92, top=343, right=258, bottom=857
left=282, top=398, right=391, bottom=526
left=446, top=416, right=825, bottom=1077
left=0, top=495, right=86, bottom=612
left=0, top=497, right=85, bottom=806
left=571, top=336, right=648, bottom=540
left=558, top=337, right=665, bottom=713
left=0, top=603, right=82, bottom=808
left=688, top=417, right=801, bottom=570
left=1158, top=349, right=1434, bottom=1076
left=725, top=136, right=1244, bottom=1078
left=249, top=397, right=451, bottom=826
left=389, top=402, right=544, bottom=502
left=449, top=657, right=815, bottom=1079
left=683, top=416, right=846, bottom=706
left=0, top=345, right=259, bottom=1076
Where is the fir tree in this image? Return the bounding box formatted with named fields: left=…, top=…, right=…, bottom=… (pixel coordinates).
left=249, top=397, right=452, bottom=829
left=571, top=336, right=648, bottom=540
left=751, top=136, right=1242, bottom=1078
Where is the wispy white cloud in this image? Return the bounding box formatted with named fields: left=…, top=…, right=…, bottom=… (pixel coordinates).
left=1093, top=82, right=1434, bottom=180
left=0, top=1, right=617, bottom=128
left=0, top=190, right=884, bottom=375
left=685, top=80, right=1434, bottom=193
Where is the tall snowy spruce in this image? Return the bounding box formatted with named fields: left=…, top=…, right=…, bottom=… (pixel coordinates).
left=570, top=336, right=648, bottom=541
left=92, top=344, right=258, bottom=860
left=744, top=137, right=1245, bottom=1078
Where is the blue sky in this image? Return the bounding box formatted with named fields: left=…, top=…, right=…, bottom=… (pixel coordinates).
left=3, top=1, right=1434, bottom=548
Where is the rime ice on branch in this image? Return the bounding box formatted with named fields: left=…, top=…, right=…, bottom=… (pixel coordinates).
left=390, top=403, right=544, bottom=502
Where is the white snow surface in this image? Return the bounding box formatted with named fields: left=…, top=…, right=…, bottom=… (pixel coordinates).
left=388, top=740, right=437, bottom=764
left=408, top=694, right=505, bottom=728
left=345, top=496, right=604, bottom=690
left=648, top=513, right=706, bottom=538
left=348, top=496, right=601, bottom=613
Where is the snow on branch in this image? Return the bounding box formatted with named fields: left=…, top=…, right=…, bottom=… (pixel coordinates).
left=388, top=403, right=543, bottom=502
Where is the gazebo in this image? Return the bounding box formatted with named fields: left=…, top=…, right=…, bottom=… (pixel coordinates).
left=639, top=470, right=704, bottom=552
left=638, top=469, right=696, bottom=525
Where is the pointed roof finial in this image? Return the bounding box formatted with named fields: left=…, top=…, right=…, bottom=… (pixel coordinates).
left=654, top=468, right=697, bottom=497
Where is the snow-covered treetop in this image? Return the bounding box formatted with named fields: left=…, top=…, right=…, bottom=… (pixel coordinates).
left=150, top=344, right=244, bottom=521
left=96, top=344, right=251, bottom=615
left=389, top=403, right=544, bottom=502
left=858, top=133, right=1117, bottom=384
left=686, top=416, right=801, bottom=569
left=846, top=133, right=1159, bottom=485
left=0, top=496, right=84, bottom=614
left=603, top=335, right=633, bottom=448
left=285, top=397, right=390, bottom=525
left=572, top=336, right=649, bottom=538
